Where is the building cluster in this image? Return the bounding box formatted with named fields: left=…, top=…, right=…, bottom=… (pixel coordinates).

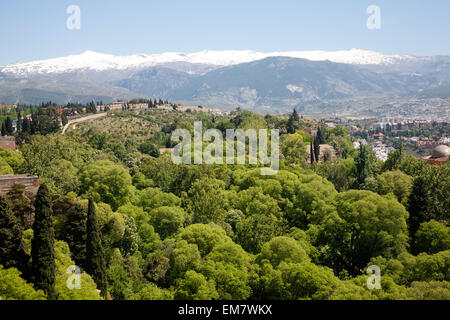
left=423, top=145, right=450, bottom=165
left=370, top=118, right=439, bottom=131
left=371, top=141, right=395, bottom=162
left=401, top=136, right=450, bottom=148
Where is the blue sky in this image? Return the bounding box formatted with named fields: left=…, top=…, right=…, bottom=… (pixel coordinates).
left=0, top=0, right=449, bottom=65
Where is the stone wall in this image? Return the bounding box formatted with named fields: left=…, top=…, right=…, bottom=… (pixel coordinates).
left=0, top=174, right=39, bottom=195
left=0, top=136, right=16, bottom=151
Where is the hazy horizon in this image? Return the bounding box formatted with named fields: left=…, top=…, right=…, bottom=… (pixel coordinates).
left=1, top=0, right=449, bottom=65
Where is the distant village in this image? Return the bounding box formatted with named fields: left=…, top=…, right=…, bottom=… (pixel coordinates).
left=322, top=116, right=449, bottom=163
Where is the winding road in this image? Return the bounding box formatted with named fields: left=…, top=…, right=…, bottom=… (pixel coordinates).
left=61, top=112, right=108, bottom=134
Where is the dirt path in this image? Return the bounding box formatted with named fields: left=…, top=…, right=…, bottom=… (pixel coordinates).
left=62, top=112, right=108, bottom=134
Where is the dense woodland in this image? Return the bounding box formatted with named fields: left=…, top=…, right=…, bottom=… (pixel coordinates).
left=0, top=104, right=449, bottom=300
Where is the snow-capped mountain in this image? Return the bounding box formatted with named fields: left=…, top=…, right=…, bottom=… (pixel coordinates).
left=1, top=49, right=420, bottom=76
left=1, top=49, right=449, bottom=109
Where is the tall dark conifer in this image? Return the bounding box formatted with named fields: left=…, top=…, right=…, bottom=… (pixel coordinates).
left=5, top=116, right=13, bottom=135
left=355, top=144, right=371, bottom=187
left=86, top=198, right=107, bottom=298
left=408, top=176, right=432, bottom=243
left=317, top=125, right=326, bottom=144
left=313, top=135, right=321, bottom=163
left=31, top=184, right=56, bottom=299
left=1, top=122, right=6, bottom=136
left=287, top=109, right=300, bottom=134
left=0, top=196, right=30, bottom=275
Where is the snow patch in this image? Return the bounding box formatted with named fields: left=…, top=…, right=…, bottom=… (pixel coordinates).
left=287, top=85, right=304, bottom=93
left=1, top=48, right=421, bottom=76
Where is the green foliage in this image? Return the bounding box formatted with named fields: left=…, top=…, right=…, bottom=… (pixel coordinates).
left=370, top=250, right=450, bottom=285
left=0, top=196, right=29, bottom=273
left=0, top=147, right=24, bottom=173
left=377, top=170, right=413, bottom=205
left=120, top=215, right=140, bottom=256
left=316, top=158, right=356, bottom=192
left=53, top=196, right=87, bottom=267
left=2, top=107, right=449, bottom=300
left=79, top=160, right=132, bottom=211
left=277, top=262, right=340, bottom=300
left=405, top=281, right=450, bottom=300
left=167, top=240, right=202, bottom=281
left=85, top=198, right=107, bottom=297
left=179, top=224, right=231, bottom=257
left=31, top=184, right=56, bottom=299
left=200, top=260, right=252, bottom=300
left=184, top=178, right=228, bottom=225
left=257, top=237, right=309, bottom=267
left=320, top=190, right=409, bottom=275
left=280, top=134, right=307, bottom=166
left=108, top=265, right=132, bottom=300
left=0, top=265, right=46, bottom=300
left=235, top=213, right=282, bottom=254
left=54, top=241, right=102, bottom=300
left=131, top=283, right=174, bottom=300
left=150, top=206, right=186, bottom=239
left=7, top=183, right=34, bottom=228
left=135, top=187, right=181, bottom=212
left=138, top=141, right=160, bottom=157
left=175, top=270, right=218, bottom=300
left=0, top=157, right=13, bottom=174
left=414, top=220, right=450, bottom=254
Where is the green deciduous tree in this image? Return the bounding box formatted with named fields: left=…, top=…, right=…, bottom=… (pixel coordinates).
left=320, top=190, right=409, bottom=275
left=185, top=178, right=228, bottom=225
left=150, top=206, right=186, bottom=239
left=54, top=241, right=102, bottom=300
left=79, top=160, right=132, bottom=211
left=377, top=170, right=413, bottom=205
left=174, top=270, right=218, bottom=300
left=414, top=220, right=450, bottom=254
left=0, top=265, right=46, bottom=300
left=179, top=224, right=231, bottom=257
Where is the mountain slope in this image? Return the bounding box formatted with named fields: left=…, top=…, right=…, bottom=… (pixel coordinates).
left=113, top=57, right=440, bottom=110
left=0, top=50, right=449, bottom=111
left=1, top=49, right=430, bottom=76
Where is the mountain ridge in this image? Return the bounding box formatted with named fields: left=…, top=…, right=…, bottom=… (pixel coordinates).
left=1, top=48, right=433, bottom=76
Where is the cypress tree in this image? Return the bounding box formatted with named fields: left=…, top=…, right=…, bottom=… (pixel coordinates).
left=408, top=176, right=432, bottom=243
left=310, top=141, right=314, bottom=164
left=317, top=126, right=326, bottom=144
left=86, top=198, right=107, bottom=298
left=1, top=122, right=6, bottom=136
left=0, top=196, right=30, bottom=274
left=5, top=116, right=13, bottom=135
left=313, top=135, right=321, bottom=163
left=31, top=184, right=57, bottom=299
left=287, top=109, right=300, bottom=134
left=22, top=118, right=30, bottom=134
left=355, top=144, right=371, bottom=187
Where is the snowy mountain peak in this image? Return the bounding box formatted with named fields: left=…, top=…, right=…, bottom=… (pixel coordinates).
left=1, top=49, right=421, bottom=76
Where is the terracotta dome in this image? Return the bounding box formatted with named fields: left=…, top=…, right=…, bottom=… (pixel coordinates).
left=432, top=145, right=450, bottom=158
